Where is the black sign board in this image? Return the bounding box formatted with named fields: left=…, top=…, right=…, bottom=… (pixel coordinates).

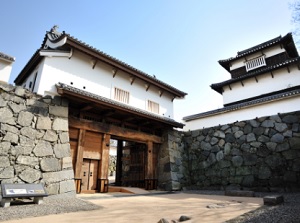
left=1, top=183, right=48, bottom=198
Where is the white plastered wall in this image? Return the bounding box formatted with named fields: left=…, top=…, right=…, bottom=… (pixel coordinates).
left=223, top=64, right=300, bottom=105
left=24, top=50, right=174, bottom=118
left=0, top=60, right=13, bottom=83
left=183, top=96, right=300, bottom=131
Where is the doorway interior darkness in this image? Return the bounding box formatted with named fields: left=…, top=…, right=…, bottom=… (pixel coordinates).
left=110, top=139, right=158, bottom=189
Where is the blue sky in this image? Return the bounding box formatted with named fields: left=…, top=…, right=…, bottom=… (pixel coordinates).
left=0, top=0, right=294, bottom=121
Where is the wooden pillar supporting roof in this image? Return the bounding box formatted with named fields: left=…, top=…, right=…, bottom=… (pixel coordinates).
left=98, top=133, right=111, bottom=193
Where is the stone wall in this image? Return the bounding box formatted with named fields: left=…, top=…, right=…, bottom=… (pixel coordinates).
left=179, top=111, right=300, bottom=192
left=157, top=130, right=185, bottom=191
left=0, top=82, right=75, bottom=195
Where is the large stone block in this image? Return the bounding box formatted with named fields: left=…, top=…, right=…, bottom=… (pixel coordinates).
left=52, top=118, right=68, bottom=131
left=0, top=166, right=14, bottom=179
left=0, top=107, right=15, bottom=125
left=19, top=168, right=41, bottom=183
left=54, top=143, right=71, bottom=158
left=258, top=166, right=271, bottom=179
left=40, top=158, right=61, bottom=172
left=3, top=132, right=18, bottom=144
left=11, top=145, right=33, bottom=156
left=43, top=130, right=58, bottom=142
left=261, top=120, right=275, bottom=128
left=263, top=195, right=284, bottom=205
left=282, top=114, right=298, bottom=123
left=60, top=180, right=76, bottom=194
left=14, top=86, right=26, bottom=97
left=33, top=140, right=53, bottom=157
left=62, top=157, right=73, bottom=169
left=49, top=106, right=68, bottom=118
left=271, top=133, right=284, bottom=143
left=246, top=133, right=256, bottom=142
left=19, top=135, right=35, bottom=147
left=0, top=156, right=10, bottom=167
left=8, top=101, right=26, bottom=113
left=45, top=183, right=59, bottom=195
left=0, top=95, right=7, bottom=107
left=1, top=123, right=19, bottom=134
left=0, top=142, right=11, bottom=155
left=243, top=154, right=257, bottom=166
left=36, top=116, right=52, bottom=130
left=289, top=138, right=300, bottom=150
left=17, top=111, right=33, bottom=127
left=17, top=155, right=39, bottom=167
left=216, top=151, right=224, bottom=161
left=42, top=169, right=74, bottom=184
left=213, top=130, right=225, bottom=138
left=59, top=132, right=69, bottom=144
left=20, top=126, right=37, bottom=140
left=236, top=166, right=252, bottom=175
left=232, top=156, right=243, bottom=167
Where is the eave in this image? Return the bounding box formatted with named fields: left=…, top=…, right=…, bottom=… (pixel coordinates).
left=56, top=83, right=184, bottom=129
left=0, top=52, right=15, bottom=63
left=183, top=86, right=300, bottom=121
left=211, top=57, right=300, bottom=94
left=14, top=50, right=41, bottom=84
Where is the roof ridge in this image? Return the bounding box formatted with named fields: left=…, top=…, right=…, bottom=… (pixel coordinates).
left=0, top=52, right=15, bottom=62
left=219, top=33, right=294, bottom=64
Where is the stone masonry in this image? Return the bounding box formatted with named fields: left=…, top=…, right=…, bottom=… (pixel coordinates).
left=166, top=111, right=300, bottom=192
left=0, top=82, right=75, bottom=195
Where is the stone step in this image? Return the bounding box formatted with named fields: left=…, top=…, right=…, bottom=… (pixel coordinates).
left=263, top=195, right=284, bottom=205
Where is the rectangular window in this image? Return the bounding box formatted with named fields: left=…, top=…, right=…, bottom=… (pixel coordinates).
left=147, top=100, right=159, bottom=114
left=114, top=87, right=129, bottom=104
left=245, top=55, right=266, bottom=72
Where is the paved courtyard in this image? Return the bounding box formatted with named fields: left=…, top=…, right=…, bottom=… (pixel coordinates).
left=3, top=192, right=263, bottom=223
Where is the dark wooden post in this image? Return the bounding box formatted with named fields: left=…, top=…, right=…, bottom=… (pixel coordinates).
left=115, top=140, right=123, bottom=186
left=74, top=129, right=85, bottom=193
left=145, top=141, right=156, bottom=190
left=98, top=133, right=110, bottom=193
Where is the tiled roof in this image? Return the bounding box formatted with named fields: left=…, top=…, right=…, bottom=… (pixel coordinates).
left=39, top=28, right=186, bottom=98
left=183, top=87, right=300, bottom=121
left=56, top=83, right=184, bottom=128
left=65, top=33, right=186, bottom=97
left=219, top=33, right=297, bottom=71
left=211, top=57, right=300, bottom=94
left=0, top=52, right=15, bottom=62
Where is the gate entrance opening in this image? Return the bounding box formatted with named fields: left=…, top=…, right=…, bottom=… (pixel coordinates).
left=57, top=84, right=183, bottom=193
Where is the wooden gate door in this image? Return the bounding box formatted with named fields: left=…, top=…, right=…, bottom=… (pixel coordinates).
left=128, top=144, right=145, bottom=188
left=81, top=159, right=98, bottom=192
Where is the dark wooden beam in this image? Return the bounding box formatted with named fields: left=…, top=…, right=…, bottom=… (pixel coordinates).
left=69, top=116, right=162, bottom=143
left=80, top=105, right=94, bottom=111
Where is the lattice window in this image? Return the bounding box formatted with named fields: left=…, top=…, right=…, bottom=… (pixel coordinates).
left=245, top=55, right=266, bottom=72
left=147, top=100, right=159, bottom=114
left=114, top=87, right=129, bottom=104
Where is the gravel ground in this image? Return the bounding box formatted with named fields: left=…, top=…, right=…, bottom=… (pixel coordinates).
left=0, top=191, right=299, bottom=222
left=226, top=192, right=300, bottom=223
left=0, top=193, right=100, bottom=222
left=187, top=190, right=300, bottom=223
